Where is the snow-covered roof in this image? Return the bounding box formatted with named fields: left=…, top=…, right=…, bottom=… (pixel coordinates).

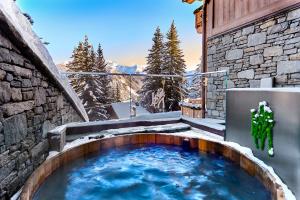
left=0, top=0, right=88, bottom=121
left=111, top=102, right=150, bottom=119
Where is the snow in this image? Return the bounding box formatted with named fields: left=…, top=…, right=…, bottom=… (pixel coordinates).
left=259, top=101, right=267, bottom=106
left=179, top=101, right=202, bottom=109
left=228, top=88, right=300, bottom=93
left=10, top=188, right=22, bottom=200
left=67, top=123, right=191, bottom=142
left=111, top=101, right=150, bottom=119
left=182, top=116, right=226, bottom=131
left=46, top=151, right=59, bottom=160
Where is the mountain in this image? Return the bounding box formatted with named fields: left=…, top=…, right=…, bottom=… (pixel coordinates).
left=56, top=61, right=144, bottom=103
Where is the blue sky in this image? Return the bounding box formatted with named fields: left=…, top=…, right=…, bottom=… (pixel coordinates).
left=17, top=0, right=202, bottom=70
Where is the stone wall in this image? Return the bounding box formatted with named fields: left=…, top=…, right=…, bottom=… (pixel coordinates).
left=207, top=7, right=300, bottom=119
left=0, top=29, right=83, bottom=199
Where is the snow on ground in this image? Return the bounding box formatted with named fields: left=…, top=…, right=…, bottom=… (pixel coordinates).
left=66, top=123, right=191, bottom=142
left=111, top=101, right=150, bottom=119
left=10, top=188, right=22, bottom=200
left=182, top=116, right=226, bottom=131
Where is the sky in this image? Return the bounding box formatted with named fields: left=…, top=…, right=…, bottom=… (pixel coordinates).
left=17, top=0, right=202, bottom=70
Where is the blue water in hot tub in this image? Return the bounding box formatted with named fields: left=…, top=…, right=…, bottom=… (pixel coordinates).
left=34, top=145, right=271, bottom=200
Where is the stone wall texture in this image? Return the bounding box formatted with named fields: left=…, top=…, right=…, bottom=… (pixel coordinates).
left=0, top=29, right=83, bottom=199
left=207, top=7, right=300, bottom=119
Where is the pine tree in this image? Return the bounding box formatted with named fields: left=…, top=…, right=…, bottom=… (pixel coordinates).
left=113, top=82, right=121, bottom=103
left=190, top=64, right=202, bottom=98
left=94, top=44, right=112, bottom=104
left=140, top=27, right=165, bottom=112
left=67, top=41, right=85, bottom=96
left=67, top=36, right=111, bottom=121
left=162, top=21, right=186, bottom=111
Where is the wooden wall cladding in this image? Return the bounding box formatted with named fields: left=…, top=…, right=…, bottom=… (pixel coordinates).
left=207, top=0, right=300, bottom=38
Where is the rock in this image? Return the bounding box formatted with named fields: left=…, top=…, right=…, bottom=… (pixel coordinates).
left=41, top=81, right=48, bottom=88
left=31, top=77, right=40, bottom=87
left=30, top=140, right=49, bottom=163
left=285, top=37, right=300, bottom=45
left=226, top=49, right=243, bottom=60
left=5, top=73, right=13, bottom=82
left=10, top=52, right=24, bottom=66
left=33, top=115, right=43, bottom=126
left=0, top=122, right=3, bottom=132
left=212, top=110, right=220, bottom=117
left=284, top=48, right=297, bottom=55
left=10, top=80, right=21, bottom=87
left=249, top=80, right=260, bottom=88
left=290, top=53, right=300, bottom=60
left=0, top=48, right=11, bottom=63
left=22, top=91, right=34, bottom=100
left=208, top=45, right=216, bottom=55
left=42, top=121, right=55, bottom=138
left=250, top=54, right=264, bottom=65
left=11, top=88, right=22, bottom=102
left=56, top=95, right=64, bottom=110
left=242, top=26, right=254, bottom=35
left=0, top=33, right=13, bottom=49
left=3, top=114, right=27, bottom=146
left=275, top=75, right=288, bottom=84
left=287, top=8, right=300, bottom=20
left=34, top=87, right=46, bottom=106
left=277, top=61, right=300, bottom=75
left=1, top=101, right=34, bottom=117
left=260, top=20, right=276, bottom=29
left=0, top=70, right=6, bottom=80
left=34, top=107, right=43, bottom=114
left=12, top=65, right=32, bottom=78
left=21, top=79, right=32, bottom=88
left=247, top=33, right=266, bottom=47
left=237, top=69, right=255, bottom=79
left=0, top=82, right=11, bottom=103
left=264, top=46, right=283, bottom=57
left=222, top=35, right=233, bottom=45
left=267, top=22, right=288, bottom=34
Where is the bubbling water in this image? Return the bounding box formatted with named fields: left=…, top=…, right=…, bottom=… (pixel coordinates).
left=34, top=145, right=271, bottom=200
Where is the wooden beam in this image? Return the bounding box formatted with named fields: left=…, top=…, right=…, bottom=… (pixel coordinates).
left=182, top=0, right=197, bottom=4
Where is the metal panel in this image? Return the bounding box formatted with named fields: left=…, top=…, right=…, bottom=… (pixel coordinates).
left=226, top=89, right=300, bottom=199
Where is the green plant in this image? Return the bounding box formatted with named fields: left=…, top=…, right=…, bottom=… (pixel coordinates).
left=250, top=101, right=275, bottom=157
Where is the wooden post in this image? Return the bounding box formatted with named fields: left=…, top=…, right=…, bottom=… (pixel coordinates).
left=201, top=0, right=208, bottom=118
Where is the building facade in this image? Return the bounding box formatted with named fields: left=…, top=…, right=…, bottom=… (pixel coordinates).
left=191, top=0, right=300, bottom=119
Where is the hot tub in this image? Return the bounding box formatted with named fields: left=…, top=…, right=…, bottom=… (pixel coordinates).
left=20, top=134, right=284, bottom=200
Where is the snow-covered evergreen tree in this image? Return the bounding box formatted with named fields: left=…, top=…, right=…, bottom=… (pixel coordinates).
left=189, top=64, right=202, bottom=98
left=140, top=27, right=164, bottom=112
left=113, top=82, right=121, bottom=103
left=94, top=44, right=112, bottom=104
left=67, top=36, right=110, bottom=121
left=162, top=21, right=186, bottom=111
